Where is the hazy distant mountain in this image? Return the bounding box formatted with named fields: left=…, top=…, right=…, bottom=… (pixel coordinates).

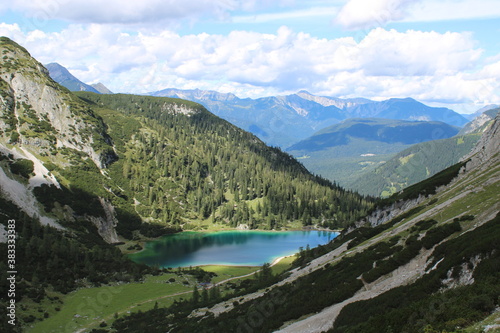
left=345, top=97, right=468, bottom=127
left=151, top=88, right=353, bottom=147
left=288, top=118, right=459, bottom=152
left=91, top=82, right=113, bottom=94
left=286, top=118, right=460, bottom=192
left=350, top=109, right=499, bottom=197
left=465, top=104, right=500, bottom=120
left=150, top=88, right=468, bottom=147
left=45, top=62, right=101, bottom=93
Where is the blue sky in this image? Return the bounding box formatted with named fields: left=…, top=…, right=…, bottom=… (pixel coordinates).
left=1, top=0, right=500, bottom=113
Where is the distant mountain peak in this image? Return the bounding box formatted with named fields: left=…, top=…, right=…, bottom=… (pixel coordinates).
left=45, top=62, right=100, bottom=94
left=295, top=90, right=371, bottom=109
left=152, top=87, right=238, bottom=102
left=91, top=82, right=113, bottom=94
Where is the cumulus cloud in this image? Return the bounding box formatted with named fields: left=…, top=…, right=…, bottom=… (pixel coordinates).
left=335, top=0, right=422, bottom=30
left=357, top=28, right=482, bottom=76
left=0, top=23, right=498, bottom=106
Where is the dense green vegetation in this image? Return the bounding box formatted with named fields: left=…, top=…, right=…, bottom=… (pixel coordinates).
left=70, top=92, right=372, bottom=232
left=351, top=133, right=481, bottom=196
left=333, top=213, right=499, bottom=333
left=0, top=196, right=159, bottom=332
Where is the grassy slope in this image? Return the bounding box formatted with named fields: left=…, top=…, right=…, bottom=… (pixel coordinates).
left=28, top=273, right=193, bottom=333
left=29, top=260, right=294, bottom=333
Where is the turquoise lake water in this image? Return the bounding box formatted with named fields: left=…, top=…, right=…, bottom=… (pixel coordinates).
left=129, top=230, right=338, bottom=267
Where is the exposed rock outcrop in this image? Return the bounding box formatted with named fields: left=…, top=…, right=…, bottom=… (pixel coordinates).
left=353, top=195, right=425, bottom=228
left=462, top=112, right=500, bottom=171
left=87, top=198, right=120, bottom=244
left=0, top=37, right=116, bottom=169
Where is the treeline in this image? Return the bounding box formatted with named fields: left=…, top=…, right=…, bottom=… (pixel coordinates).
left=0, top=199, right=156, bottom=295
left=74, top=92, right=372, bottom=232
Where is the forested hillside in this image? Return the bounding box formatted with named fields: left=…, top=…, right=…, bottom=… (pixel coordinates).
left=74, top=92, right=372, bottom=234
left=350, top=133, right=482, bottom=196
left=0, top=37, right=372, bottom=240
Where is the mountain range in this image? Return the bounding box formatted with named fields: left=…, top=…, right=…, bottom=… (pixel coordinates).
left=349, top=107, right=499, bottom=196
left=41, top=53, right=485, bottom=198
left=151, top=88, right=468, bottom=147
left=1, top=37, right=498, bottom=333
left=38, top=63, right=471, bottom=148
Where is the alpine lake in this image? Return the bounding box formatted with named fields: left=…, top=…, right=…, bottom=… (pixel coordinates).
left=129, top=230, right=338, bottom=268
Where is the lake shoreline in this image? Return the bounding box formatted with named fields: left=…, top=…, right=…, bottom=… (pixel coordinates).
left=124, top=226, right=341, bottom=255
left=128, top=230, right=338, bottom=268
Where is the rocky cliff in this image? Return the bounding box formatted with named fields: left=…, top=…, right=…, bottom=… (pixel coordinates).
left=0, top=37, right=119, bottom=242
left=0, top=37, right=116, bottom=169
left=462, top=111, right=500, bottom=171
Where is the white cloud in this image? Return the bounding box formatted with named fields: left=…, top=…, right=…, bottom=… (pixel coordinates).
left=335, top=0, right=500, bottom=30
left=335, top=0, right=421, bottom=30
left=357, top=28, right=482, bottom=76
left=2, top=0, right=298, bottom=28
left=404, top=0, right=500, bottom=23
left=1, top=23, right=498, bottom=106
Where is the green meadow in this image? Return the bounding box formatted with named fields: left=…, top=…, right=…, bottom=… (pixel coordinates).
left=28, top=259, right=294, bottom=333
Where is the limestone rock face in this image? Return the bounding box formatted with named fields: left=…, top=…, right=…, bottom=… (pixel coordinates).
left=0, top=37, right=119, bottom=243
left=0, top=37, right=116, bottom=169
left=88, top=198, right=120, bottom=244
left=463, top=112, right=500, bottom=171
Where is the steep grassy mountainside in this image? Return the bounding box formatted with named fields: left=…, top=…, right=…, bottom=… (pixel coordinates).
left=286, top=118, right=460, bottom=193
left=110, top=113, right=499, bottom=333
left=350, top=133, right=482, bottom=197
